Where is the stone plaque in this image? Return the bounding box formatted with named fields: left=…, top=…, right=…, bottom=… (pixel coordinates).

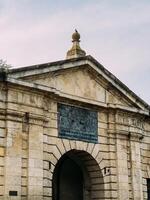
left=58, top=104, right=98, bottom=143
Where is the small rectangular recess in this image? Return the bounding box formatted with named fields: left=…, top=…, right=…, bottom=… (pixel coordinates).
left=9, top=191, right=18, bottom=196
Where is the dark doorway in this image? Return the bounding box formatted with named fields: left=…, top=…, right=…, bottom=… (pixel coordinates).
left=52, top=150, right=104, bottom=200
left=53, top=156, right=83, bottom=200
left=147, top=179, right=150, bottom=200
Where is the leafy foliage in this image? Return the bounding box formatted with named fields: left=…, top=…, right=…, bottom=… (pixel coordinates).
left=0, top=59, right=12, bottom=73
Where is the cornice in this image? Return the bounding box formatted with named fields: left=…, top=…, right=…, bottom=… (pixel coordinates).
left=5, top=77, right=150, bottom=116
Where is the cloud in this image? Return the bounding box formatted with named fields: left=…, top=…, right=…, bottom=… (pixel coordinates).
left=0, top=0, right=150, bottom=104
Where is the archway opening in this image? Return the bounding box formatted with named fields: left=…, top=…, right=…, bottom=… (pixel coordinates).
left=52, top=149, right=104, bottom=200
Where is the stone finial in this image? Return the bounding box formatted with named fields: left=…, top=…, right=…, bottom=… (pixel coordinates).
left=66, top=30, right=86, bottom=59
left=72, top=29, right=80, bottom=42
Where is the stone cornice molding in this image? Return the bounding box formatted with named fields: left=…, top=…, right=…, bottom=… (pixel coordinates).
left=108, top=129, right=144, bottom=141
left=5, top=77, right=150, bottom=116
left=0, top=109, right=49, bottom=123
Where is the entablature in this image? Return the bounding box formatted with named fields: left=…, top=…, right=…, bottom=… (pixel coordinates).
left=5, top=77, right=150, bottom=116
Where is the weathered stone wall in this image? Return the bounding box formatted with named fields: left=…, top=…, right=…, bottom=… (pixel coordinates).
left=0, top=85, right=45, bottom=199
left=0, top=83, right=6, bottom=198
left=0, top=77, right=149, bottom=200
left=142, top=120, right=150, bottom=199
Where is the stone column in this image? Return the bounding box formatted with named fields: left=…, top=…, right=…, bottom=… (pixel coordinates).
left=27, top=116, right=44, bottom=200
left=4, top=119, right=22, bottom=200
left=0, top=87, right=6, bottom=198
left=116, top=134, right=129, bottom=200
left=0, top=121, right=6, bottom=198
left=129, top=134, right=143, bottom=200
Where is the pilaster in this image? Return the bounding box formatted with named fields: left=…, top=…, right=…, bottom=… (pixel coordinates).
left=116, top=134, right=129, bottom=200
left=4, top=116, right=22, bottom=199
left=129, top=134, right=143, bottom=200
left=27, top=116, right=44, bottom=200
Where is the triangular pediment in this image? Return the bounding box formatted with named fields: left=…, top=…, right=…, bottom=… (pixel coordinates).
left=8, top=56, right=150, bottom=113
left=19, top=67, right=133, bottom=108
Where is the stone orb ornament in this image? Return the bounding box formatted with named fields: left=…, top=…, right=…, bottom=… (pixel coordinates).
left=72, top=29, right=80, bottom=42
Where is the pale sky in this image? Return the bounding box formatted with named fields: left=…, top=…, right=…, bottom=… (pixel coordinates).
left=0, top=0, right=150, bottom=104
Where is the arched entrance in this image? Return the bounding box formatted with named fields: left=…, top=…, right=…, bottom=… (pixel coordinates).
left=52, top=150, right=104, bottom=200
left=55, top=156, right=83, bottom=200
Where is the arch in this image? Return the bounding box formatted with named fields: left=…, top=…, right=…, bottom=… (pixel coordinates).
left=52, top=149, right=105, bottom=200
left=50, top=139, right=105, bottom=169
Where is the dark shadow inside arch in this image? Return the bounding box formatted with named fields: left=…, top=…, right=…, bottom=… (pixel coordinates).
left=52, top=149, right=104, bottom=200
